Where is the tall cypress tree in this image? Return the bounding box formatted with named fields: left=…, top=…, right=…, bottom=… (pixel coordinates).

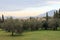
left=58, top=9, right=60, bottom=18
left=54, top=11, right=56, bottom=18
left=53, top=10, right=59, bottom=30
left=46, top=12, right=48, bottom=22
left=43, top=12, right=48, bottom=30
left=0, top=17, right=1, bottom=23
left=54, top=10, right=58, bottom=18
left=2, top=14, right=4, bottom=22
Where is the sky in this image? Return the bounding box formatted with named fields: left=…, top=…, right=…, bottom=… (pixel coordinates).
left=0, top=0, right=60, bottom=17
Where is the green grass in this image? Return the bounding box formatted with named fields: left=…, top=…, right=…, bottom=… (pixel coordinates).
left=0, top=30, right=60, bottom=40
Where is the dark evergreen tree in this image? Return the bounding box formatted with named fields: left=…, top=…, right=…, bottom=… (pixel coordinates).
left=43, top=21, right=48, bottom=30
left=54, top=10, right=59, bottom=18
left=2, top=14, right=4, bottom=22
left=46, top=12, right=48, bottom=21
left=45, top=12, right=48, bottom=30
left=58, top=9, right=60, bottom=18
left=53, top=10, right=59, bottom=30
left=42, top=12, right=49, bottom=30
left=0, top=18, right=1, bottom=23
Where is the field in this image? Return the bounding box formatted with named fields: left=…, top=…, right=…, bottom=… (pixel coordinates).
left=0, top=30, right=60, bottom=40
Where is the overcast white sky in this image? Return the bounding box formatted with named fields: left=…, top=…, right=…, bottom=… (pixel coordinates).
left=0, top=0, right=60, bottom=17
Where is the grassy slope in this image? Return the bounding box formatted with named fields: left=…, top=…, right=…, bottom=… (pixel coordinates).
left=0, top=30, right=60, bottom=40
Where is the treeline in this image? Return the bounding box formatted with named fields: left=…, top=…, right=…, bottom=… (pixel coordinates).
left=0, top=9, right=60, bottom=36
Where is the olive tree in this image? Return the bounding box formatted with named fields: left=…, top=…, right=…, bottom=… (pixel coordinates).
left=2, top=17, right=23, bottom=36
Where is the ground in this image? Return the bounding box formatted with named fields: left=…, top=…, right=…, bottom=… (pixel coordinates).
left=0, top=30, right=60, bottom=40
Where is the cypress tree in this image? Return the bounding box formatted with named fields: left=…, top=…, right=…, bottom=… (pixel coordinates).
left=58, top=9, right=60, bottom=18
left=43, top=12, right=49, bottom=30
left=53, top=10, right=59, bottom=30
left=2, top=14, right=4, bottom=22
left=54, top=11, right=56, bottom=18
left=46, top=12, right=48, bottom=22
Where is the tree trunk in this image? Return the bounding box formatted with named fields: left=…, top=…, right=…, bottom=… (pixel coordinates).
left=12, top=31, right=14, bottom=36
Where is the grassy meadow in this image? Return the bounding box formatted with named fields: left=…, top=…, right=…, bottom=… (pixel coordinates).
left=0, top=30, right=60, bottom=40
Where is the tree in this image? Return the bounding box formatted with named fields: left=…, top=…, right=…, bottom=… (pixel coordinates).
left=53, top=10, right=60, bottom=30
left=2, top=14, right=4, bottom=22
left=46, top=12, right=48, bottom=21
left=42, top=12, right=49, bottom=30
left=58, top=9, right=60, bottom=18
left=14, top=19, right=23, bottom=34
left=23, top=20, right=30, bottom=30
left=0, top=15, right=4, bottom=29
left=2, top=17, right=23, bottom=36
left=54, top=10, right=59, bottom=18
left=42, top=21, right=48, bottom=30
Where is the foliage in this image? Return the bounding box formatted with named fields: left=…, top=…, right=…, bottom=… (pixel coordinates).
left=0, top=9, right=60, bottom=36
